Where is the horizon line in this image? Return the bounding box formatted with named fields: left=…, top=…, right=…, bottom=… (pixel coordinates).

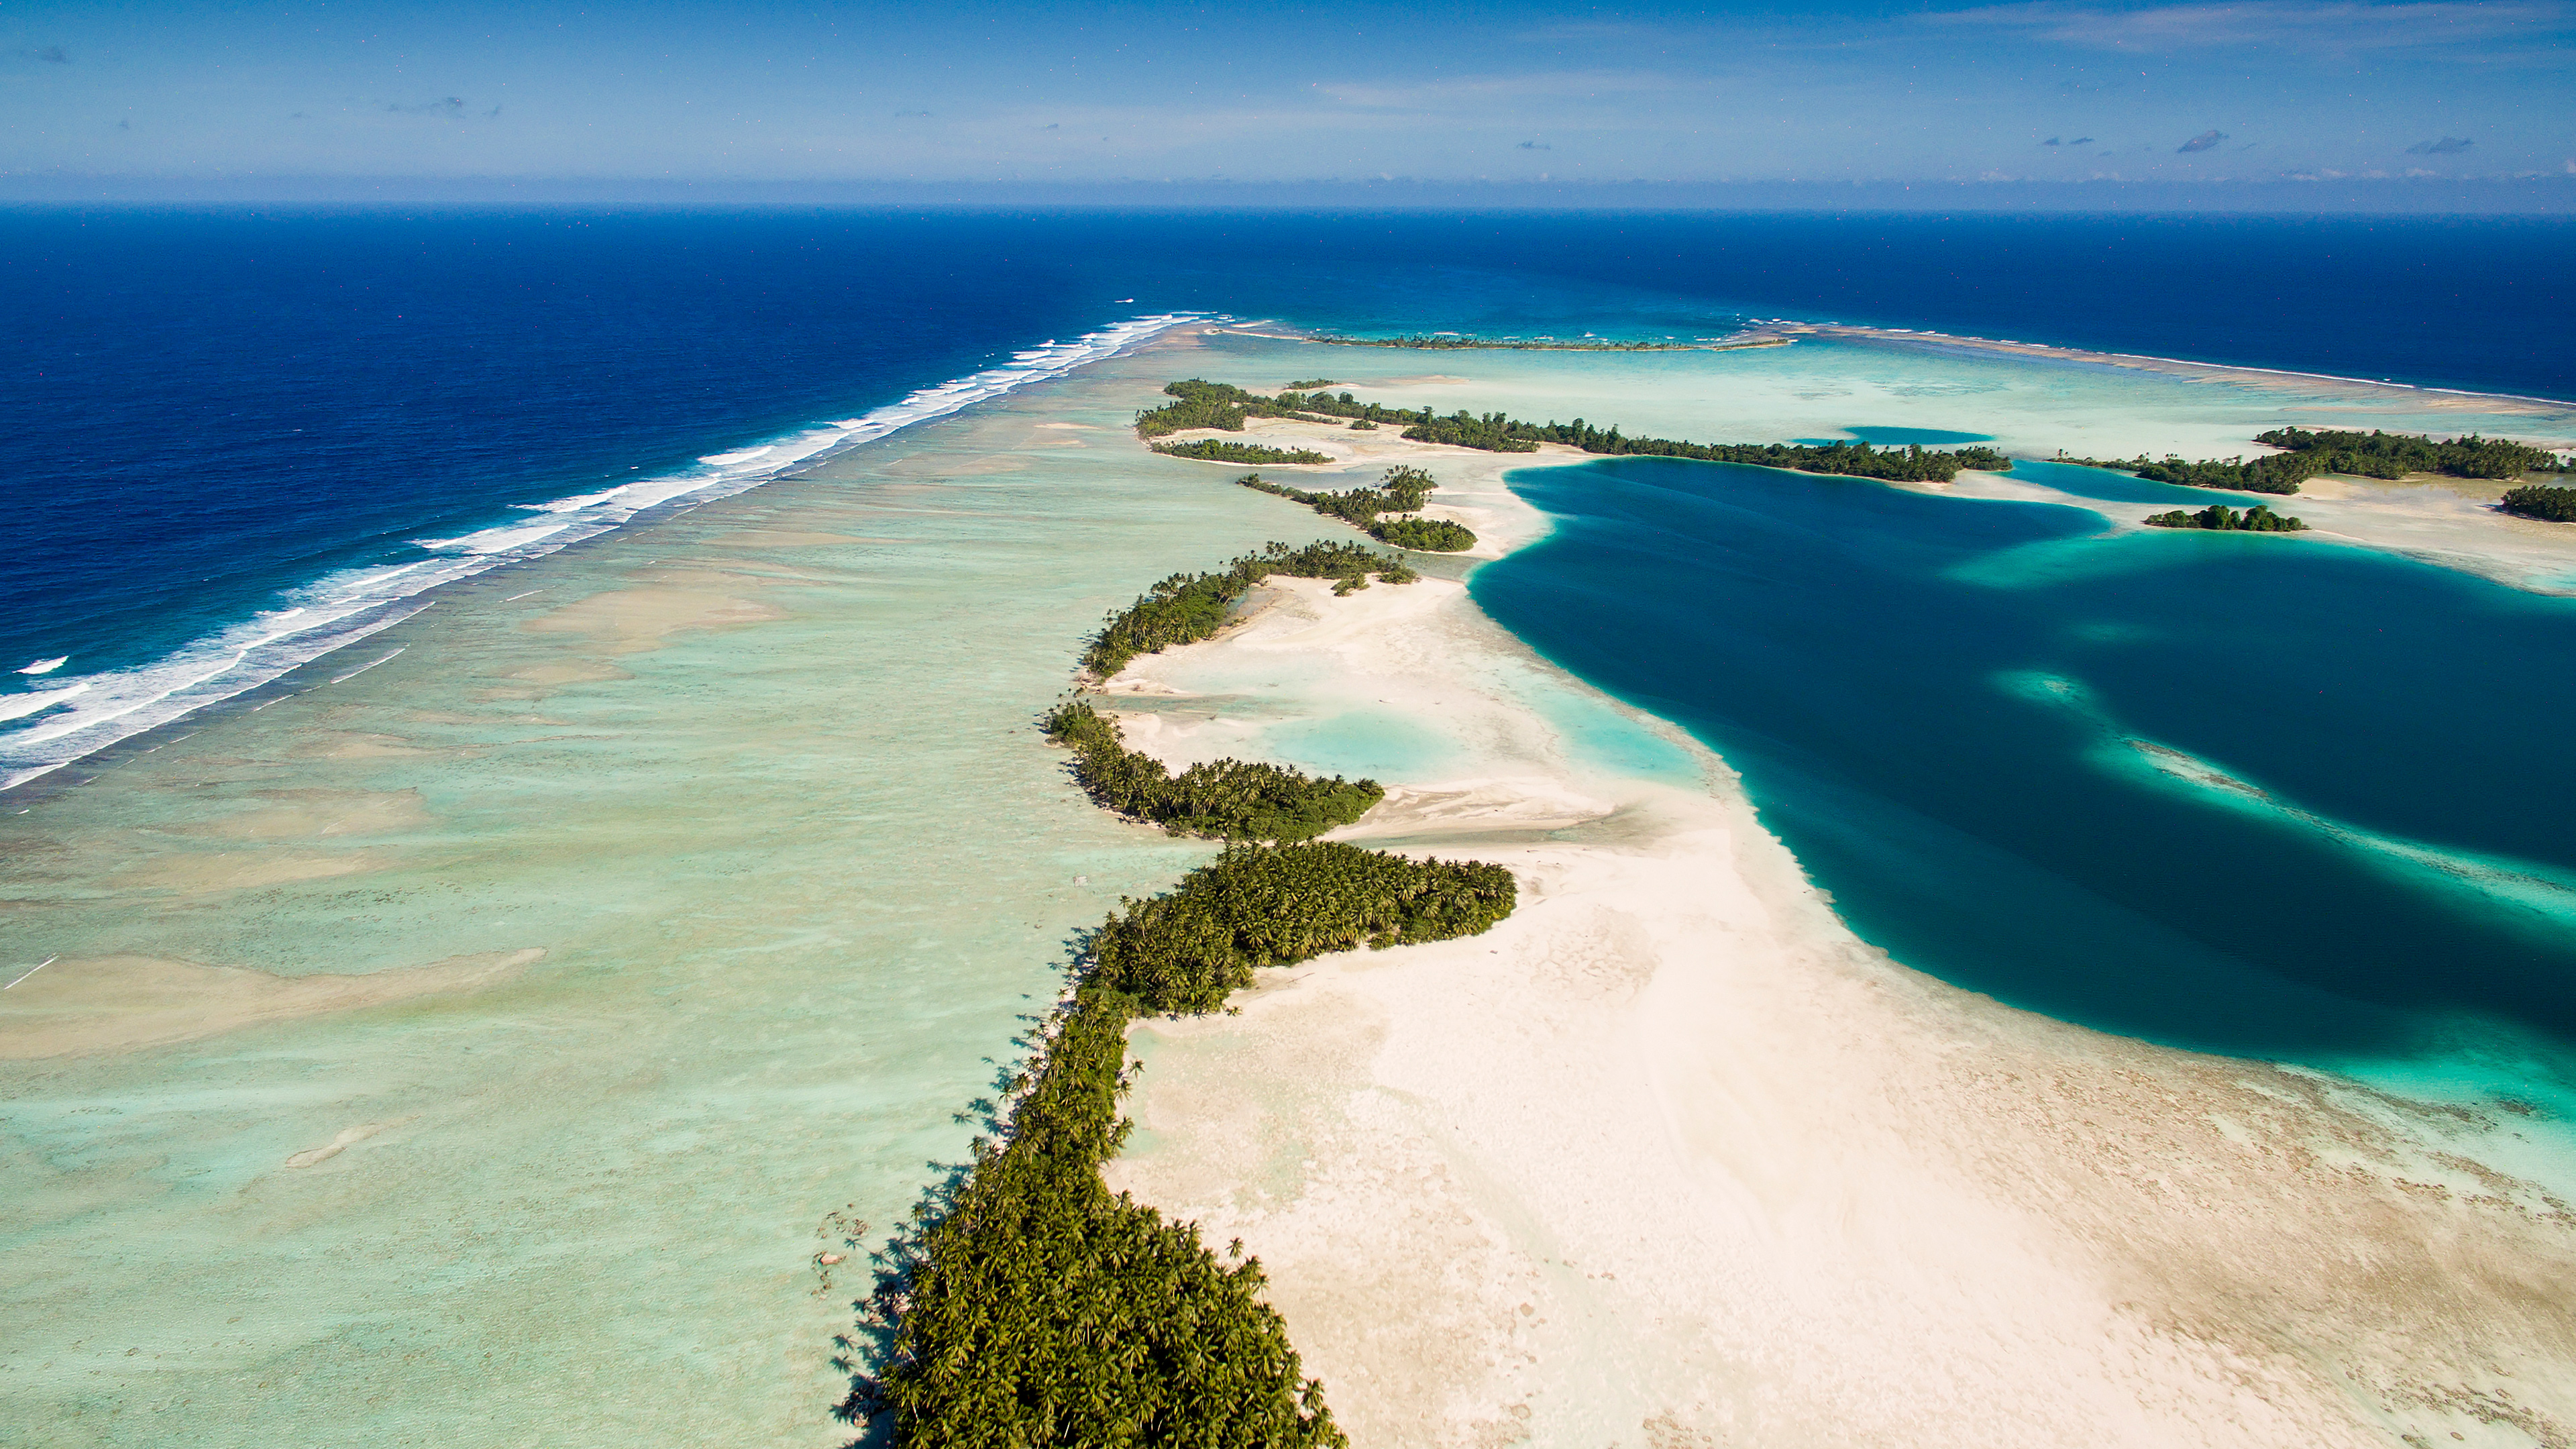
left=6, top=173, right=2574, bottom=215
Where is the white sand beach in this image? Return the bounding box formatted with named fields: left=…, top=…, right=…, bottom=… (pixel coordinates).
left=1096, top=444, right=2576, bottom=1447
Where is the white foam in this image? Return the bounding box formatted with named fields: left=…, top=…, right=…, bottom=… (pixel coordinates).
left=0, top=684, right=90, bottom=722
left=419, top=521, right=577, bottom=555
left=0, top=313, right=1199, bottom=792
left=17, top=657, right=66, bottom=676
left=521, top=485, right=633, bottom=513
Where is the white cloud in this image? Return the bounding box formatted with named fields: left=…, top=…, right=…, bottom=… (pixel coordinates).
left=1925, top=1, right=2572, bottom=53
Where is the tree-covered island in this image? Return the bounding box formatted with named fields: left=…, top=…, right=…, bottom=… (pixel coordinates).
left=1135, top=378, right=2013, bottom=484
left=1044, top=698, right=1383, bottom=842
left=1152, top=438, right=1333, bottom=465
left=2256, top=427, right=2571, bottom=480
left=2059, top=428, right=2573, bottom=496
left=1305, top=333, right=1786, bottom=352
left=1310, top=333, right=1701, bottom=351
left=2501, top=484, right=2576, bottom=522
left=1238, top=466, right=1479, bottom=552
left=2143, top=503, right=2310, bottom=532
left=1082, top=539, right=1418, bottom=678
left=845, top=537, right=1517, bottom=1447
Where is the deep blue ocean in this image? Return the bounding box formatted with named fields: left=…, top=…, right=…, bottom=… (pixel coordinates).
left=7, top=205, right=2573, bottom=1076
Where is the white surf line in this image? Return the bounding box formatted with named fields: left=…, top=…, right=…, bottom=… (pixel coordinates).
left=502, top=590, right=544, bottom=601
left=4, top=957, right=58, bottom=991
left=330, top=647, right=405, bottom=684
left=0, top=313, right=1197, bottom=797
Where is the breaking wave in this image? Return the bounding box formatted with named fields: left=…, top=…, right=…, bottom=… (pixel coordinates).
left=0, top=313, right=1199, bottom=792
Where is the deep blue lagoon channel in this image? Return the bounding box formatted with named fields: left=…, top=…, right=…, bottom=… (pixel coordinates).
left=1476, top=457, right=2576, bottom=1081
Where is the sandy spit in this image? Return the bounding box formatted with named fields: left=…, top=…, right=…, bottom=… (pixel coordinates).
left=1094, top=468, right=2576, bottom=1446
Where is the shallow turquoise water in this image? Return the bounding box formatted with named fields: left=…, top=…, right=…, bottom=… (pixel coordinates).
left=1264, top=708, right=1460, bottom=783
left=1475, top=457, right=2576, bottom=1111
left=0, top=349, right=1299, bottom=1448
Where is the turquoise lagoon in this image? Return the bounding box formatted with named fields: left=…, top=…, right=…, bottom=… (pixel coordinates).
left=7, top=321, right=2576, bottom=1446
left=1277, top=325, right=2576, bottom=1164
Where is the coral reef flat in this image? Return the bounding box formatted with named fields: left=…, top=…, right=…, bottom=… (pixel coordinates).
left=9, top=319, right=2574, bottom=1448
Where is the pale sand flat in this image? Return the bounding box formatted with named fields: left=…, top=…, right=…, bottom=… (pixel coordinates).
left=284, top=1118, right=414, bottom=1168
left=500, top=659, right=633, bottom=687
left=184, top=788, right=429, bottom=841
left=0, top=949, right=540, bottom=1059
left=112, top=849, right=390, bottom=894
left=521, top=583, right=786, bottom=653
left=286, top=730, right=445, bottom=760
left=880, top=452, right=1031, bottom=477
left=1099, top=547, right=2576, bottom=1444
left=701, top=529, right=889, bottom=549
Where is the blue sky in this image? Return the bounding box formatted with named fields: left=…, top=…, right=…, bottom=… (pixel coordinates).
left=2, top=1, right=2570, bottom=185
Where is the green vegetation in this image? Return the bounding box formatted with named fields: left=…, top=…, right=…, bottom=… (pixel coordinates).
left=849, top=522, right=1523, bottom=1446
left=1153, top=439, right=1334, bottom=466
left=2059, top=429, right=2571, bottom=497
left=1083, top=541, right=1418, bottom=678
left=1402, top=411, right=2012, bottom=482
left=1285, top=378, right=1338, bottom=389
left=1140, top=378, right=2010, bottom=484
left=1092, top=842, right=1517, bottom=1014
left=1234, top=466, right=1479, bottom=552
left=1236, top=466, right=1426, bottom=526
left=1311, top=333, right=1698, bottom=352
left=2131, top=454, right=2316, bottom=495
left=1134, top=380, right=1269, bottom=438
left=850, top=841, right=1512, bottom=1443
left=849, top=983, right=1340, bottom=1446
left=2143, top=503, right=2310, bottom=532
left=1371, top=517, right=1478, bottom=551
left=1136, top=380, right=1420, bottom=437
left=2255, top=427, right=2571, bottom=481
left=1347, top=419, right=1377, bottom=431
left=1044, top=699, right=1383, bottom=842
left=2502, top=484, right=2576, bottom=522
left=1284, top=392, right=1418, bottom=427
left=1391, top=413, right=1538, bottom=453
